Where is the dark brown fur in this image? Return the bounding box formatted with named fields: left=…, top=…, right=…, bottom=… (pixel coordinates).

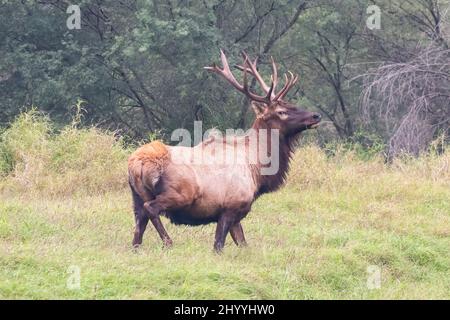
left=250, top=118, right=298, bottom=196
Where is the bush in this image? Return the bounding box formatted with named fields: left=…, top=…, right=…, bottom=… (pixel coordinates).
left=0, top=110, right=130, bottom=196
left=0, top=110, right=52, bottom=182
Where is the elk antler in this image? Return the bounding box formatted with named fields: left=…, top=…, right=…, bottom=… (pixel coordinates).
left=204, top=49, right=274, bottom=104
left=235, top=53, right=277, bottom=99
left=205, top=50, right=299, bottom=104
left=234, top=52, right=298, bottom=103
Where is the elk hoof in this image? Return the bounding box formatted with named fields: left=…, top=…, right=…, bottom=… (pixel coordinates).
left=163, top=238, right=173, bottom=248
left=213, top=246, right=224, bottom=254
left=131, top=244, right=142, bottom=254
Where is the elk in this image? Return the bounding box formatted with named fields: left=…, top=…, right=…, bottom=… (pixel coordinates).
left=128, top=50, right=321, bottom=252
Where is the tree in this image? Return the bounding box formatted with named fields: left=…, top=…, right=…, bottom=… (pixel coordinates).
left=360, top=0, right=450, bottom=156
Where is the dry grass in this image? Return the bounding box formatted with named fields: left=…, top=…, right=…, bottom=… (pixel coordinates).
left=0, top=110, right=129, bottom=197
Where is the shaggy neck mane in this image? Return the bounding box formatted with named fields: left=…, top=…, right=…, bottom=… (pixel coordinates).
left=250, top=118, right=298, bottom=197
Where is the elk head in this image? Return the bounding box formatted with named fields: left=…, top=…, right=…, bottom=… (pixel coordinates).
left=205, top=50, right=321, bottom=137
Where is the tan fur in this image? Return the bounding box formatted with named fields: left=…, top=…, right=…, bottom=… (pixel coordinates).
left=128, top=140, right=170, bottom=201
left=164, top=136, right=258, bottom=219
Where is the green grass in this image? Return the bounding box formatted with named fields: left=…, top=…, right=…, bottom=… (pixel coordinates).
left=0, top=111, right=449, bottom=299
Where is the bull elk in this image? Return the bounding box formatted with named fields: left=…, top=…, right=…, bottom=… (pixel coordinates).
left=128, top=50, right=321, bottom=252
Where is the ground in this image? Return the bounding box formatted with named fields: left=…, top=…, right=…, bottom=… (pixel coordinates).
left=1, top=147, right=449, bottom=299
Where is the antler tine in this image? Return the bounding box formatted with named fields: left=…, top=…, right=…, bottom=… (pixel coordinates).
left=203, top=49, right=245, bottom=92
left=220, top=49, right=231, bottom=73
left=268, top=56, right=278, bottom=99
left=235, top=53, right=280, bottom=101
left=242, top=56, right=249, bottom=91
left=240, top=52, right=272, bottom=94
left=274, top=73, right=292, bottom=101
left=274, top=71, right=298, bottom=101
left=244, top=53, right=279, bottom=102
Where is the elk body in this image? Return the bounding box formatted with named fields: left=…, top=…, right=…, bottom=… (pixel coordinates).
left=128, top=51, right=321, bottom=252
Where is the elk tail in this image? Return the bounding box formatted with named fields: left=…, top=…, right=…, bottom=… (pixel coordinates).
left=127, top=140, right=170, bottom=200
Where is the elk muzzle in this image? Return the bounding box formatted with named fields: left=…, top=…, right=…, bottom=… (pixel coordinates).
left=308, top=113, right=322, bottom=129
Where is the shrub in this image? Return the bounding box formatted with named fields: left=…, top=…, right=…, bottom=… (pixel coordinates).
left=0, top=110, right=130, bottom=197
left=0, top=110, right=52, bottom=184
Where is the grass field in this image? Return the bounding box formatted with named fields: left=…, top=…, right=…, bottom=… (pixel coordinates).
left=0, top=112, right=449, bottom=299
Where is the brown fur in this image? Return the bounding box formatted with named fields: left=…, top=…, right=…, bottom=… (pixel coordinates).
left=128, top=141, right=170, bottom=202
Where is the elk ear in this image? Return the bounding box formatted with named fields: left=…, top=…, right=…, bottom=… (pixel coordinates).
left=251, top=101, right=266, bottom=117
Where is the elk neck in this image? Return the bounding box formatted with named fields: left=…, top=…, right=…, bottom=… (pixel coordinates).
left=250, top=117, right=297, bottom=197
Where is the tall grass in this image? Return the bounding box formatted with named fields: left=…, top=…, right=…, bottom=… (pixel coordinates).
left=2, top=110, right=448, bottom=198
left=0, top=110, right=129, bottom=197
left=289, top=143, right=449, bottom=190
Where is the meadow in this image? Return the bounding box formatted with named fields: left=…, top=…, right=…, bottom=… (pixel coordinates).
left=0, top=111, right=449, bottom=299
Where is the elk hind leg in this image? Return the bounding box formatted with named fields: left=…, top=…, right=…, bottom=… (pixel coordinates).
left=143, top=200, right=173, bottom=247
left=131, top=187, right=150, bottom=248
left=230, top=221, right=247, bottom=247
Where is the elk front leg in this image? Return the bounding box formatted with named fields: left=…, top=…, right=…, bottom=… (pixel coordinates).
left=230, top=221, right=247, bottom=247
left=143, top=201, right=173, bottom=247
left=214, top=215, right=233, bottom=253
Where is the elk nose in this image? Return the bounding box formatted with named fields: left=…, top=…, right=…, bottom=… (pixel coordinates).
left=312, top=113, right=321, bottom=121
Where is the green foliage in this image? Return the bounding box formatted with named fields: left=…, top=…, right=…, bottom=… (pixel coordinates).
left=0, top=1, right=447, bottom=148
left=331, top=130, right=386, bottom=161
left=70, top=99, right=88, bottom=129
left=146, top=129, right=164, bottom=143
